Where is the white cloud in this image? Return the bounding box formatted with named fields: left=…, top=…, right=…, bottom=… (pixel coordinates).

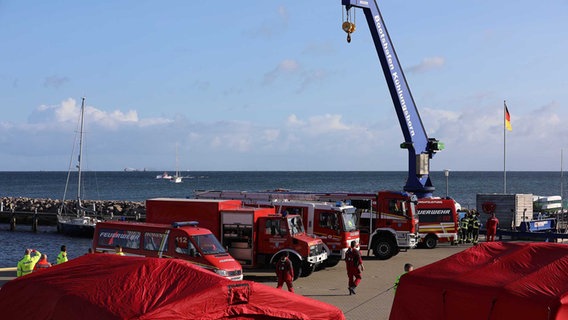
left=2, top=96, right=566, bottom=171
left=43, top=75, right=70, bottom=88
left=407, top=56, right=445, bottom=74
left=263, top=59, right=301, bottom=85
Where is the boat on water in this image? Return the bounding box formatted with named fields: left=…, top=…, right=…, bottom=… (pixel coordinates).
left=156, top=171, right=173, bottom=180
left=170, top=143, right=183, bottom=183
left=57, top=216, right=101, bottom=237
left=57, top=97, right=101, bottom=238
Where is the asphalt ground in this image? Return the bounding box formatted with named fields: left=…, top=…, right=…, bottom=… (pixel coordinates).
left=1, top=243, right=471, bottom=320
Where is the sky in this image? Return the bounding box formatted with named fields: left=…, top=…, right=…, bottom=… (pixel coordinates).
left=1, top=0, right=567, bottom=172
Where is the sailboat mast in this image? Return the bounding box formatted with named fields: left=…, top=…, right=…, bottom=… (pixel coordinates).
left=77, top=97, right=86, bottom=209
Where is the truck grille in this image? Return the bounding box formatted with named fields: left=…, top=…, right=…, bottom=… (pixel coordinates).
left=229, top=269, right=242, bottom=277
left=310, top=243, right=324, bottom=256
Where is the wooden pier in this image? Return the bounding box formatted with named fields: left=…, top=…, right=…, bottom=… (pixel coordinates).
left=0, top=209, right=58, bottom=232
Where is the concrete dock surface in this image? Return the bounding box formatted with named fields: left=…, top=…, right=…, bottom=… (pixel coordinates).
left=1, top=244, right=470, bottom=320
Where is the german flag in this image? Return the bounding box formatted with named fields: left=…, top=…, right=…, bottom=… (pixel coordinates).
left=505, top=102, right=512, bottom=131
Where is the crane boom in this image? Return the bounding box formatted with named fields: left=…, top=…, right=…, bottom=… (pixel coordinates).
left=342, top=0, right=443, bottom=198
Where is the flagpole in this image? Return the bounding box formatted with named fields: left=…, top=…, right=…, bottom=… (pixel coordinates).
left=504, top=100, right=507, bottom=193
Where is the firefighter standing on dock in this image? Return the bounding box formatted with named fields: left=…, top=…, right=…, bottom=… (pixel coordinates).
left=472, top=211, right=481, bottom=244
left=466, top=211, right=475, bottom=243
left=33, top=254, right=52, bottom=271
left=17, top=249, right=41, bottom=277
left=345, top=240, right=364, bottom=295
left=486, top=213, right=499, bottom=242
left=458, top=213, right=469, bottom=244
left=57, top=245, right=68, bottom=264
left=275, top=251, right=294, bottom=293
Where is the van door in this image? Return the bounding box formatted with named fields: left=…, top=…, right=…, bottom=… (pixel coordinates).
left=169, top=229, right=204, bottom=264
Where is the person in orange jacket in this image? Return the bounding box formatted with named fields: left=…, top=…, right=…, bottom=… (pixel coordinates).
left=275, top=251, right=295, bottom=293
left=486, top=213, right=499, bottom=242
left=33, top=254, right=52, bottom=271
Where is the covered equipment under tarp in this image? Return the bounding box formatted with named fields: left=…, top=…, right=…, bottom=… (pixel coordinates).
left=390, top=242, right=568, bottom=320
left=0, top=254, right=344, bottom=320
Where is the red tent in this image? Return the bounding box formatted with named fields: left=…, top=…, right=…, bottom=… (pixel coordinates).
left=390, top=242, right=568, bottom=320
left=0, top=254, right=344, bottom=320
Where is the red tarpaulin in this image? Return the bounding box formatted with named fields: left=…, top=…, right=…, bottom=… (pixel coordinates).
left=390, top=242, right=568, bottom=320
left=0, top=254, right=344, bottom=320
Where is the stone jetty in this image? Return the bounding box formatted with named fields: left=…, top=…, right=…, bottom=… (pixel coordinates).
left=0, top=197, right=146, bottom=218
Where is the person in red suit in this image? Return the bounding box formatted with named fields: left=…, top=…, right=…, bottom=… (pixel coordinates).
left=486, top=213, right=499, bottom=242
left=345, top=240, right=364, bottom=295
left=275, top=251, right=294, bottom=293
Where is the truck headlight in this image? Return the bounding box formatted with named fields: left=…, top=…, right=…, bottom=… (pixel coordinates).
left=215, top=269, right=229, bottom=277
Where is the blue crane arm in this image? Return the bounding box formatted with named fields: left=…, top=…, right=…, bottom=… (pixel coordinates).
left=341, top=0, right=443, bottom=198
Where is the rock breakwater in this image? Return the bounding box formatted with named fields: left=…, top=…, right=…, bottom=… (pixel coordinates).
left=0, top=197, right=146, bottom=217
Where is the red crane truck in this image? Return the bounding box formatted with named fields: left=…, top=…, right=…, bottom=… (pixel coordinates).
left=145, top=198, right=328, bottom=279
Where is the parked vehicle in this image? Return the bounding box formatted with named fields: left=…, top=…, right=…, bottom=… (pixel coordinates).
left=145, top=198, right=328, bottom=279
left=416, top=198, right=459, bottom=249
left=195, top=191, right=359, bottom=267
left=92, top=220, right=243, bottom=280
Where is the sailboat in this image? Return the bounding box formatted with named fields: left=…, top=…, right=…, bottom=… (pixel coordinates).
left=57, top=97, right=101, bottom=237
left=171, top=144, right=183, bottom=183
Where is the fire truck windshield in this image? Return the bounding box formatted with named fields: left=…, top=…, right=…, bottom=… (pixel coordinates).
left=342, top=210, right=358, bottom=232
left=192, top=234, right=226, bottom=255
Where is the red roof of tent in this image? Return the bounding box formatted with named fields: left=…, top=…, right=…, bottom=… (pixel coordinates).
left=0, top=254, right=344, bottom=320
left=390, top=242, right=568, bottom=320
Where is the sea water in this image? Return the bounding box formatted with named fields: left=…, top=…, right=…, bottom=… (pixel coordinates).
left=0, top=171, right=565, bottom=267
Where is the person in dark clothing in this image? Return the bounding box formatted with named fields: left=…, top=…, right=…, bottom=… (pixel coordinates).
left=345, top=240, right=364, bottom=295
left=275, top=251, right=294, bottom=293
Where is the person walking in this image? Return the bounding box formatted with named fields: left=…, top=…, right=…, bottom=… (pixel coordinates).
left=33, top=254, right=52, bottom=272
left=275, top=251, right=294, bottom=293
left=345, top=240, right=364, bottom=295
left=115, top=245, right=125, bottom=256
left=486, top=213, right=499, bottom=242
left=17, top=249, right=41, bottom=277
left=394, top=263, right=414, bottom=293
left=57, top=245, right=68, bottom=264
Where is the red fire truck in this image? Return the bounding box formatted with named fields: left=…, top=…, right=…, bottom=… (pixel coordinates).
left=145, top=198, right=328, bottom=279
left=195, top=190, right=417, bottom=260
left=195, top=191, right=359, bottom=267
left=416, top=198, right=460, bottom=249
left=92, top=220, right=243, bottom=280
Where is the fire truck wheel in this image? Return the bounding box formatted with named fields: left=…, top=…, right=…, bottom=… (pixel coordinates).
left=372, top=238, right=396, bottom=260
left=424, top=235, right=438, bottom=249
left=323, top=256, right=341, bottom=268
left=301, top=261, right=315, bottom=277
left=290, top=256, right=302, bottom=280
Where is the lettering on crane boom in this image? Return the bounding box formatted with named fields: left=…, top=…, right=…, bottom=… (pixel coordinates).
left=374, top=14, right=415, bottom=137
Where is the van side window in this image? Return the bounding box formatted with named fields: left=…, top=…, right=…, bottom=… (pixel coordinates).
left=175, top=236, right=196, bottom=255
left=144, top=232, right=169, bottom=251
left=97, top=228, right=141, bottom=249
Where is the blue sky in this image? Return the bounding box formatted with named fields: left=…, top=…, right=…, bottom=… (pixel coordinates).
left=1, top=1, right=567, bottom=171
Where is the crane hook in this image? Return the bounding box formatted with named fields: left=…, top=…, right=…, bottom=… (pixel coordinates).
left=342, top=21, right=356, bottom=43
